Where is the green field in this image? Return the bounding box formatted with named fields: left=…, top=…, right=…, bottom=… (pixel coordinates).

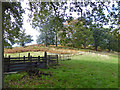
left=4, top=51, right=118, bottom=88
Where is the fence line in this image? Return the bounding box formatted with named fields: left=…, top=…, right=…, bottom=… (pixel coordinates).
left=4, top=52, right=58, bottom=72
left=4, top=52, right=72, bottom=72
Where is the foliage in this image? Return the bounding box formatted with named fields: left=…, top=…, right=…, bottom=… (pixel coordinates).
left=29, top=2, right=66, bottom=47
left=28, top=1, right=119, bottom=52
left=2, top=2, right=25, bottom=47
left=15, top=29, right=33, bottom=46
left=36, top=21, right=56, bottom=46
left=72, top=18, right=93, bottom=48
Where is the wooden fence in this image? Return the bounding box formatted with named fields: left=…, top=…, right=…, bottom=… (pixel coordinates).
left=47, top=55, right=58, bottom=66
left=4, top=52, right=58, bottom=72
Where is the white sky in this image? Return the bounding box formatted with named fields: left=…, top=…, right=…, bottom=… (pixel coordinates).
left=21, top=1, right=40, bottom=43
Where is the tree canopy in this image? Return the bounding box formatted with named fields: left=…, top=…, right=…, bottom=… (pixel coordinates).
left=28, top=1, right=119, bottom=51
left=15, top=29, right=33, bottom=47
left=2, top=2, right=25, bottom=47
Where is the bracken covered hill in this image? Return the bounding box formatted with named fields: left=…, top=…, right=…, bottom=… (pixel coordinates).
left=4, top=44, right=79, bottom=54
left=4, top=44, right=118, bottom=56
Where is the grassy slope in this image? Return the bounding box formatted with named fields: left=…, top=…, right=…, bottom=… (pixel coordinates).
left=4, top=51, right=118, bottom=88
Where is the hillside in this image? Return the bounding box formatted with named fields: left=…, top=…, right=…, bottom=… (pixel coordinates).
left=4, top=44, right=78, bottom=54
left=4, top=44, right=118, bottom=57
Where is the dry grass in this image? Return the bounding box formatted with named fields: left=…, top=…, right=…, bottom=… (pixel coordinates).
left=4, top=44, right=78, bottom=55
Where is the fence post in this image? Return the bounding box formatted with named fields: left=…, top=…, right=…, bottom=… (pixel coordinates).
left=7, top=55, right=10, bottom=72
left=28, top=53, right=31, bottom=70
left=30, top=55, right=32, bottom=69
left=44, top=51, right=47, bottom=68
left=60, top=54, right=61, bottom=60
left=19, top=53, right=20, bottom=59
left=48, top=55, right=50, bottom=66
left=38, top=56, right=40, bottom=62
left=28, top=53, right=30, bottom=59
left=36, top=56, right=40, bottom=68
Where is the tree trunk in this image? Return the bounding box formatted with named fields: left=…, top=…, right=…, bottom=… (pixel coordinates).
left=83, top=39, right=86, bottom=49
left=55, top=32, right=57, bottom=47
left=93, top=35, right=98, bottom=51
left=83, top=44, right=86, bottom=49
left=22, top=42, right=24, bottom=47
left=45, top=38, right=47, bottom=47
left=45, top=33, right=47, bottom=47
left=108, top=48, right=111, bottom=52
left=108, top=41, right=111, bottom=52
left=95, top=45, right=98, bottom=51
left=81, top=9, right=82, bottom=18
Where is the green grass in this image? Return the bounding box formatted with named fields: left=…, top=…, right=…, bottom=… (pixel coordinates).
left=4, top=51, right=118, bottom=88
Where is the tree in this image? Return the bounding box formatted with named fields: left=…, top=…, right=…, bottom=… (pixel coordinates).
left=87, top=2, right=117, bottom=51
left=37, top=31, right=55, bottom=46
left=28, top=1, right=119, bottom=52
left=89, top=24, right=102, bottom=51
left=58, top=17, right=74, bottom=47
left=73, top=18, right=93, bottom=48
left=97, top=27, right=119, bottom=52
left=36, top=20, right=56, bottom=46
left=15, top=29, right=33, bottom=46
left=29, top=2, right=66, bottom=47
left=2, top=2, right=25, bottom=47
left=59, top=17, right=93, bottom=48
left=59, top=26, right=72, bottom=46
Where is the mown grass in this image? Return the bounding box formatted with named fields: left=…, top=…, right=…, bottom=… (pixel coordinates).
left=4, top=51, right=118, bottom=88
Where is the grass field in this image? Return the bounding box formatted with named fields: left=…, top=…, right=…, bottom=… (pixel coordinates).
left=4, top=51, right=118, bottom=88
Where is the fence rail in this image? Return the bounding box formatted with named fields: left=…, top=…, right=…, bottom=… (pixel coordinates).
left=47, top=55, right=58, bottom=66
left=4, top=52, right=58, bottom=72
